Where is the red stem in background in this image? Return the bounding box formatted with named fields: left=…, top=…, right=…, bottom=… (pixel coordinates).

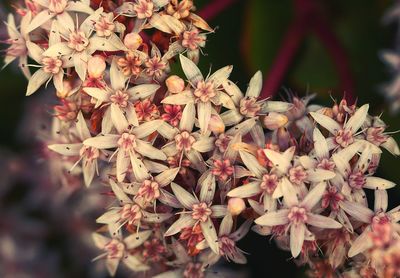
left=198, top=0, right=239, bottom=20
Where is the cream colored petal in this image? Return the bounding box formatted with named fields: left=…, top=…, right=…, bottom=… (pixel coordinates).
left=26, top=69, right=51, bottom=96
left=170, top=182, right=197, bottom=209
left=245, top=70, right=262, bottom=98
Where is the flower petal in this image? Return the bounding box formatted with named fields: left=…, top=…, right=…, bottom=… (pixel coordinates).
left=192, top=136, right=215, bottom=153
left=227, top=181, right=261, bottom=198
left=26, top=69, right=51, bottom=96
left=219, top=214, right=233, bottom=236
left=339, top=200, right=374, bottom=223
left=345, top=104, right=369, bottom=132
left=199, top=173, right=216, bottom=204
left=179, top=102, right=195, bottom=132
left=170, top=182, right=197, bottom=209
left=245, top=70, right=262, bottom=98
left=254, top=209, right=290, bottom=226
left=374, top=189, right=388, bottom=213
left=135, top=140, right=167, bottom=160
left=48, top=143, right=81, bottom=156
left=27, top=10, right=55, bottom=32
left=179, top=54, right=203, bottom=86
left=208, top=65, right=233, bottom=88
left=155, top=168, right=179, bottom=187
left=132, top=120, right=163, bottom=139
left=301, top=182, right=327, bottom=210
left=200, top=218, right=219, bottom=254
left=364, top=177, right=396, bottom=190
left=313, top=128, right=329, bottom=159
left=197, top=101, right=212, bottom=134
left=309, top=112, right=341, bottom=135
left=161, top=91, right=194, bottom=105
left=84, top=135, right=119, bottom=149
left=128, top=84, right=160, bottom=100
left=110, top=58, right=126, bottom=90
left=306, top=213, right=342, bottom=229
left=110, top=103, right=129, bottom=134
left=164, top=214, right=196, bottom=236
left=290, top=223, right=305, bottom=258
left=210, top=205, right=227, bottom=218
left=348, top=228, right=373, bottom=257
left=239, top=150, right=266, bottom=178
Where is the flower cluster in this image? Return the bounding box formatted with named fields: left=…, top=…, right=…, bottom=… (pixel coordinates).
left=4, top=1, right=400, bottom=277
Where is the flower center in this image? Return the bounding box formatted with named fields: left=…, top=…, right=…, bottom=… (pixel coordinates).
left=335, top=129, right=354, bottom=148
left=118, top=52, right=143, bottom=77
left=110, top=90, right=130, bottom=108
left=104, top=238, right=125, bottom=259
left=137, top=180, right=160, bottom=202
left=42, top=57, right=63, bottom=74
left=145, top=56, right=166, bottom=78
left=120, top=203, right=142, bottom=224
left=95, top=16, right=115, bottom=37
left=366, top=127, right=388, bottom=146
left=49, top=0, right=68, bottom=14
left=133, top=0, right=154, bottom=19
left=215, top=133, right=231, bottom=153
left=289, top=166, right=308, bottom=185
left=175, top=131, right=196, bottom=152
left=317, top=158, right=336, bottom=171
left=182, top=29, right=205, bottom=51
left=191, top=202, right=212, bottom=222
left=219, top=236, right=236, bottom=256
left=167, top=0, right=193, bottom=19
left=288, top=206, right=308, bottom=224
left=118, top=133, right=137, bottom=151
left=67, top=31, right=89, bottom=52
left=321, top=186, right=343, bottom=211
left=194, top=80, right=216, bottom=102
left=79, top=146, right=100, bottom=161
left=211, top=159, right=234, bottom=181
left=260, top=174, right=278, bottom=195
left=183, top=262, right=204, bottom=278
left=239, top=97, right=261, bottom=117
left=134, top=99, right=160, bottom=121
left=348, top=170, right=366, bottom=190
left=162, top=105, right=182, bottom=127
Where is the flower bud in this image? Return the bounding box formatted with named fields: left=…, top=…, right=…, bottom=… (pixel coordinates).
left=263, top=112, right=288, bottom=130
left=88, top=55, right=106, bottom=79
left=228, top=198, right=246, bottom=216
left=124, top=32, right=143, bottom=50
left=208, top=114, right=225, bottom=134
left=166, top=75, right=185, bottom=94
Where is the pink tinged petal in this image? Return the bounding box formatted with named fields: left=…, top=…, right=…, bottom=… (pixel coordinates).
left=106, top=258, right=120, bottom=277
left=80, top=8, right=103, bottom=36
left=301, top=182, right=327, bottom=210
left=161, top=91, right=195, bottom=105
left=83, top=87, right=109, bottom=103
left=76, top=111, right=91, bottom=140
left=231, top=219, right=253, bottom=241
left=197, top=101, right=212, bottom=134
left=155, top=168, right=179, bottom=187
left=227, top=181, right=261, bottom=198
left=313, top=128, right=329, bottom=159
left=208, top=65, right=233, bottom=88
left=335, top=140, right=363, bottom=161
left=84, top=135, right=119, bottom=149
left=355, top=145, right=372, bottom=172
left=364, top=177, right=396, bottom=190
left=20, top=55, right=31, bottom=80
left=281, top=177, right=298, bottom=207
left=74, top=52, right=88, bottom=81
left=220, top=109, right=243, bottom=126
left=82, top=158, right=96, bottom=187
left=219, top=214, right=233, bottom=236
left=222, top=80, right=244, bottom=106
left=200, top=218, right=219, bottom=254
left=135, top=140, right=167, bottom=160
left=225, top=133, right=241, bottom=162
left=110, top=179, right=132, bottom=205
left=110, top=58, right=126, bottom=90
left=374, top=189, right=388, bottom=212
left=345, top=104, right=369, bottom=132
left=331, top=154, right=351, bottom=177
left=56, top=12, right=74, bottom=33
left=339, top=200, right=374, bottom=223
left=123, top=255, right=149, bottom=272
left=26, top=69, right=51, bottom=96
left=159, top=188, right=181, bottom=208
left=42, top=42, right=72, bottom=57
left=26, top=41, right=44, bottom=64
left=210, top=205, right=227, bottom=218
left=309, top=112, right=341, bottom=135
left=254, top=209, right=290, bottom=226
left=125, top=103, right=139, bottom=127
left=239, top=151, right=266, bottom=178
left=131, top=120, right=163, bottom=139
left=96, top=209, right=120, bottom=224
left=186, top=150, right=207, bottom=172
left=348, top=227, right=373, bottom=257
left=129, top=153, right=150, bottom=182
left=250, top=122, right=265, bottom=148
left=53, top=71, right=64, bottom=93
left=92, top=233, right=110, bottom=249
left=165, top=214, right=196, bottom=236
left=48, top=143, right=82, bottom=156
left=306, top=213, right=342, bottom=229
left=192, top=137, right=215, bottom=153
left=142, top=211, right=172, bottom=223
left=245, top=70, right=262, bottom=98
left=179, top=102, right=195, bottom=132
left=149, top=14, right=182, bottom=34
left=158, top=122, right=178, bottom=140
left=128, top=84, right=160, bottom=100
left=290, top=223, right=305, bottom=258
left=170, top=182, right=197, bottom=209
left=381, top=137, right=400, bottom=156
left=179, top=54, right=203, bottom=86
left=27, top=10, right=55, bottom=32
left=110, top=103, right=129, bottom=134
left=116, top=149, right=129, bottom=182
left=200, top=173, right=216, bottom=204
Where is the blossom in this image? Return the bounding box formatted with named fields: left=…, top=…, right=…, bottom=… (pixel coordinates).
left=256, top=182, right=342, bottom=257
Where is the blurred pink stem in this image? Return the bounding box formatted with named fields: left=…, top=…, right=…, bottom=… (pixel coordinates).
left=198, top=0, right=239, bottom=20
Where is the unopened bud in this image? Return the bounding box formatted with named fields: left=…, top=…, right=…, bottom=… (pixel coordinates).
left=208, top=114, right=225, bottom=134
left=228, top=198, right=246, bottom=216
left=124, top=32, right=143, bottom=50
left=166, top=75, right=185, bottom=94
left=88, top=55, right=106, bottom=79
left=263, top=112, right=288, bottom=130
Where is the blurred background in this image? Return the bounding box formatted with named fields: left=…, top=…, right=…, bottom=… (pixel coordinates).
left=1, top=0, right=400, bottom=277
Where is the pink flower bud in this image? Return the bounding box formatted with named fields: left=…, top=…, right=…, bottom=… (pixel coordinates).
left=166, top=75, right=185, bottom=94
left=228, top=198, right=246, bottom=216
left=263, top=112, right=288, bottom=130
left=88, top=55, right=106, bottom=79
left=208, top=114, right=225, bottom=134
left=124, top=32, right=143, bottom=50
